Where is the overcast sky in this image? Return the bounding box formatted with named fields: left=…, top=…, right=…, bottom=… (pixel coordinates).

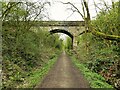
left=44, top=0, right=118, bottom=21
left=3, top=0, right=119, bottom=21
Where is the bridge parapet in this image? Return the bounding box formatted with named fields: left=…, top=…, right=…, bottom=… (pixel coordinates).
left=33, top=21, right=85, bottom=27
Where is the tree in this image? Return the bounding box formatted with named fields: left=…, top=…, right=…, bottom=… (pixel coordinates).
left=62, top=0, right=120, bottom=41
left=2, top=1, right=50, bottom=31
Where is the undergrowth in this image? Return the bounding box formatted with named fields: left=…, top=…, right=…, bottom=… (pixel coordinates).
left=69, top=54, right=114, bottom=88
left=18, top=55, right=58, bottom=88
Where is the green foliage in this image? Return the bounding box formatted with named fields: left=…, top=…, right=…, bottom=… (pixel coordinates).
left=18, top=56, right=58, bottom=88
left=92, top=2, right=119, bottom=35
left=70, top=55, right=114, bottom=88
left=2, top=26, right=62, bottom=88
left=65, top=37, right=72, bottom=50
left=2, top=2, right=63, bottom=88
left=76, top=1, right=119, bottom=88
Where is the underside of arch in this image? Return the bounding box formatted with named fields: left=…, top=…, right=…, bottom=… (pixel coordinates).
left=50, top=29, right=73, bottom=39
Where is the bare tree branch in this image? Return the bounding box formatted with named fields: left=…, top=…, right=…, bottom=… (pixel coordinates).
left=65, top=8, right=76, bottom=20
left=102, top=0, right=111, bottom=12
left=81, top=0, right=86, bottom=18
left=60, top=1, right=84, bottom=20
left=93, top=0, right=98, bottom=14
left=83, top=0, right=90, bottom=20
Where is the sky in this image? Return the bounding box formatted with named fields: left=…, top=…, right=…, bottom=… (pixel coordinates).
left=48, top=0, right=94, bottom=21
left=48, top=0, right=83, bottom=21
left=3, top=0, right=119, bottom=21
left=45, top=0, right=119, bottom=21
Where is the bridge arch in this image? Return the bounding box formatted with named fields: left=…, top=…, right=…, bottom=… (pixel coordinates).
left=50, top=29, right=73, bottom=48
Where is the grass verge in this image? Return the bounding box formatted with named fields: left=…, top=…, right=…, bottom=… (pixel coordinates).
left=18, top=55, right=58, bottom=88
left=70, top=55, right=114, bottom=88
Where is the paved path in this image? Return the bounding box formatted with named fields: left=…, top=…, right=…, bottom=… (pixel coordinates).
left=36, top=51, right=89, bottom=88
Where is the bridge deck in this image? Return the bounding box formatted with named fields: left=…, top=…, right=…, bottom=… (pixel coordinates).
left=36, top=21, right=85, bottom=26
